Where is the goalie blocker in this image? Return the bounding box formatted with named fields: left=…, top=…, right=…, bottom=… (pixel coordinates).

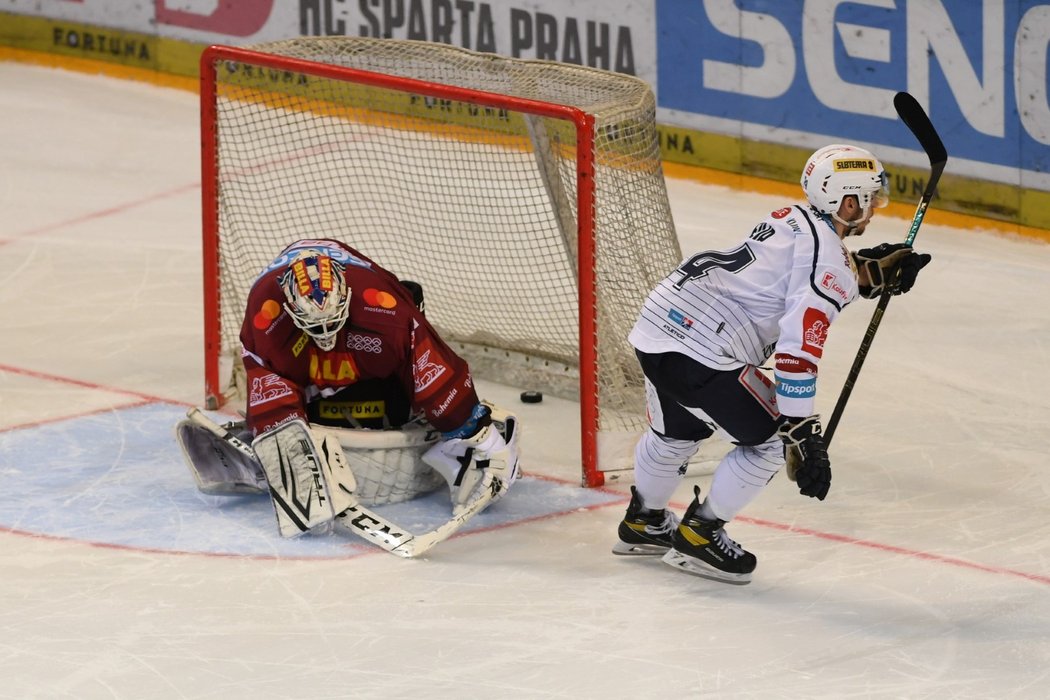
left=422, top=402, right=521, bottom=513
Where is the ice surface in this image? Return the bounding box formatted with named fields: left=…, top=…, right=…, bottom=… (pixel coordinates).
left=1, top=61, right=1048, bottom=699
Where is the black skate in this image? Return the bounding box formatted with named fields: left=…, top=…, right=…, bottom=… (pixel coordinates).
left=612, top=486, right=679, bottom=556
left=661, top=486, right=757, bottom=584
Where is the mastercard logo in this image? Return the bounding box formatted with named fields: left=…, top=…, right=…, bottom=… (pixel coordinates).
left=362, top=288, right=397, bottom=309
left=253, top=299, right=283, bottom=329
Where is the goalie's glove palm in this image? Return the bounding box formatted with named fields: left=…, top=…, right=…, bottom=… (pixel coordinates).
left=853, top=243, right=932, bottom=298
left=777, top=415, right=831, bottom=501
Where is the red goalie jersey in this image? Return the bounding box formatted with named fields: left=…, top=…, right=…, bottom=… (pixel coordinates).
left=240, top=239, right=480, bottom=437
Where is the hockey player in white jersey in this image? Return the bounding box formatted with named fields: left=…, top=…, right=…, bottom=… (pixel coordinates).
left=613, top=144, right=931, bottom=584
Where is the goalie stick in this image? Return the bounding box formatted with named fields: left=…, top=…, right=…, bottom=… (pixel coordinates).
left=334, top=478, right=501, bottom=558
left=824, top=92, right=948, bottom=445
left=184, top=408, right=498, bottom=557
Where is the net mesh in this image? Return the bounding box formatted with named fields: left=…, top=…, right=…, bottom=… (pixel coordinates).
left=204, top=37, right=682, bottom=473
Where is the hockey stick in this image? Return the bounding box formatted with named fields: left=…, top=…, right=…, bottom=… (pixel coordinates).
left=185, top=408, right=497, bottom=557
left=334, top=479, right=501, bottom=558
left=824, top=92, right=948, bottom=445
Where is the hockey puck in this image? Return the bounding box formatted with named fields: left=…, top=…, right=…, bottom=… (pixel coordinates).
left=520, top=390, right=543, bottom=404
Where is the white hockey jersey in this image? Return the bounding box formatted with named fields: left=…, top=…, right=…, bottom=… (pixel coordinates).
left=628, top=204, right=860, bottom=418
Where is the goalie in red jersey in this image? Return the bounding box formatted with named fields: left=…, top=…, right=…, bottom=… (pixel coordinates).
left=177, top=239, right=520, bottom=541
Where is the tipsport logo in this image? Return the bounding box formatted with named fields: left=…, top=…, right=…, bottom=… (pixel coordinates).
left=776, top=376, right=816, bottom=398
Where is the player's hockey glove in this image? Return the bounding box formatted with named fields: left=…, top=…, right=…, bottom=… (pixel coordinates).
left=853, top=243, right=932, bottom=298
left=777, top=415, right=831, bottom=501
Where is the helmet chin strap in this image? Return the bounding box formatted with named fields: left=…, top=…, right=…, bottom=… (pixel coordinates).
left=832, top=206, right=871, bottom=236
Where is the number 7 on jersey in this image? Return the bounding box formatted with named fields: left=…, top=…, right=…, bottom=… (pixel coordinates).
left=672, top=244, right=757, bottom=290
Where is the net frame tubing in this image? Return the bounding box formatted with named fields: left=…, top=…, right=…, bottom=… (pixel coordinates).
left=198, top=44, right=604, bottom=487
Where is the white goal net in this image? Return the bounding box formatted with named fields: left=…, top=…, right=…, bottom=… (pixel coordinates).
left=199, top=37, right=683, bottom=486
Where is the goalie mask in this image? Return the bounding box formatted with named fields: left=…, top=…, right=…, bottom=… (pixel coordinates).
left=801, top=144, right=889, bottom=234
left=279, top=249, right=351, bottom=351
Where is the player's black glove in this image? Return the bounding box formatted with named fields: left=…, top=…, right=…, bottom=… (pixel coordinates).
left=853, top=243, right=932, bottom=298
left=777, top=415, right=831, bottom=500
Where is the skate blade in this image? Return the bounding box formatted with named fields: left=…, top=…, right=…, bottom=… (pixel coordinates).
left=612, top=541, right=670, bottom=556
left=661, top=549, right=752, bottom=585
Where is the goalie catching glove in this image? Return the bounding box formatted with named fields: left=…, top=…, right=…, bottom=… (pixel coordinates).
left=423, top=402, right=521, bottom=513
left=852, top=243, right=932, bottom=298
left=777, top=415, right=831, bottom=501
left=175, top=410, right=267, bottom=495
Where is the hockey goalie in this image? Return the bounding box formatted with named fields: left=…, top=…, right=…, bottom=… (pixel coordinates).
left=176, top=239, right=521, bottom=557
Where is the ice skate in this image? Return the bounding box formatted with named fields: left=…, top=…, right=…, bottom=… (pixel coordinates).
left=661, top=486, right=756, bottom=584
left=612, top=486, right=679, bottom=555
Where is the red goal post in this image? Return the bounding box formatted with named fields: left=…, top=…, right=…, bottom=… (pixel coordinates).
left=199, top=38, right=682, bottom=487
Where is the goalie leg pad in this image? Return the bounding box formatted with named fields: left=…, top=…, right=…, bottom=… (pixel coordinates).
left=315, top=431, right=358, bottom=516
left=175, top=414, right=267, bottom=495
left=253, top=419, right=339, bottom=538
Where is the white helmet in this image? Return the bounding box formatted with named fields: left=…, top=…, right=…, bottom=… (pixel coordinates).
left=801, top=144, right=889, bottom=227
left=279, top=249, right=350, bottom=351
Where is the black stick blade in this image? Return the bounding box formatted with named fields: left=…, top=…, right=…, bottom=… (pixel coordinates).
left=893, top=92, right=947, bottom=167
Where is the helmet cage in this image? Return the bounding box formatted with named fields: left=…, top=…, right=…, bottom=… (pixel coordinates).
left=279, top=251, right=350, bottom=351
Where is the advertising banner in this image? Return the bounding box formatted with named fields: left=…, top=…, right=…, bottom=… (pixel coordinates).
left=2, top=0, right=1048, bottom=228
left=655, top=0, right=1050, bottom=190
